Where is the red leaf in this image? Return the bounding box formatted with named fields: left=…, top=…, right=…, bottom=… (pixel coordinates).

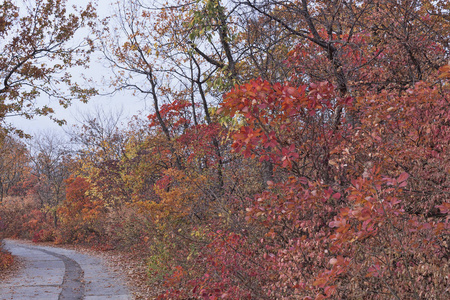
left=397, top=172, right=409, bottom=183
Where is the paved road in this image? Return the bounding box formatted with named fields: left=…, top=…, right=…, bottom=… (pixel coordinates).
left=0, top=239, right=132, bottom=300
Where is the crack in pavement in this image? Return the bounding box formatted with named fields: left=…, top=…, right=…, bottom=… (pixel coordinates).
left=36, top=248, right=85, bottom=300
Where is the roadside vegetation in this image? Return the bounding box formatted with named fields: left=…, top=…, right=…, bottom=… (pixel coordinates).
left=0, top=247, right=13, bottom=272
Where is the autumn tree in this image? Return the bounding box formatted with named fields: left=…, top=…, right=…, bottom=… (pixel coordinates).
left=95, top=0, right=225, bottom=195
left=68, top=108, right=132, bottom=208
left=96, top=0, right=293, bottom=194
left=68, top=107, right=127, bottom=161
left=0, top=134, right=29, bottom=203
left=0, top=0, right=97, bottom=135
left=241, top=0, right=448, bottom=124
left=56, top=175, right=107, bottom=245
left=29, top=132, right=72, bottom=228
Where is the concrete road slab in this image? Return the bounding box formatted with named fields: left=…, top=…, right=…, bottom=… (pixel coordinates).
left=0, top=285, right=61, bottom=300
left=0, top=239, right=132, bottom=300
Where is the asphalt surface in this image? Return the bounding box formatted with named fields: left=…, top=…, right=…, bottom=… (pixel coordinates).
left=0, top=239, right=132, bottom=300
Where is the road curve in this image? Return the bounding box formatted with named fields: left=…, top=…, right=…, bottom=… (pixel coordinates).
left=0, top=239, right=131, bottom=300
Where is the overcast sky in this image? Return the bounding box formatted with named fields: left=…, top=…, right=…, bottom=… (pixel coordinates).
left=9, top=0, right=149, bottom=137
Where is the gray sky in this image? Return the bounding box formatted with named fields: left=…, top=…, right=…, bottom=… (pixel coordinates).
left=8, top=0, right=148, bottom=136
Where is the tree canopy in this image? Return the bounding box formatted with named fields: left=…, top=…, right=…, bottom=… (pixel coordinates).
left=0, top=0, right=97, bottom=136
